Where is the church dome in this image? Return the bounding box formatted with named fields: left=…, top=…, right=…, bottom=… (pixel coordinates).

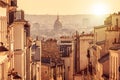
left=54, top=15, right=62, bottom=30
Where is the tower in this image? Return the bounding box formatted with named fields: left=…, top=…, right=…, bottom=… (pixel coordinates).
left=54, top=15, right=62, bottom=30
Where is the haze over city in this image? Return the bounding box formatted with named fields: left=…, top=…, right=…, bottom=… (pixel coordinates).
left=1, top=0, right=120, bottom=80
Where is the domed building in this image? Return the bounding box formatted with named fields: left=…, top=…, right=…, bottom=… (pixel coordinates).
left=54, top=15, right=62, bottom=30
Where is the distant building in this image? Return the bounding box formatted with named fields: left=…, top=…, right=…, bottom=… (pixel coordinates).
left=41, top=38, right=64, bottom=80
left=31, top=37, right=41, bottom=80
left=54, top=15, right=62, bottom=30
left=59, top=36, right=74, bottom=80
left=58, top=33, right=94, bottom=80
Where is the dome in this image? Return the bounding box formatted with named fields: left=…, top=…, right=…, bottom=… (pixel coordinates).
left=54, top=15, right=62, bottom=30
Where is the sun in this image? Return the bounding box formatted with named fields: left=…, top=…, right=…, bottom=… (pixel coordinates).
left=92, top=3, right=109, bottom=15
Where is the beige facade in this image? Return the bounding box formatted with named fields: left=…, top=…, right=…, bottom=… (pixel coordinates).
left=59, top=34, right=94, bottom=80
left=0, top=16, right=7, bottom=45
left=59, top=36, right=74, bottom=80
left=105, top=30, right=119, bottom=50
left=12, top=20, right=31, bottom=80
left=31, top=62, right=41, bottom=80
left=14, top=50, right=25, bottom=80
left=94, top=32, right=118, bottom=80
left=0, top=3, right=13, bottom=80
left=98, top=50, right=119, bottom=80
left=79, top=34, right=94, bottom=70
left=12, top=22, right=26, bottom=50
left=93, top=13, right=120, bottom=80
left=12, top=21, right=26, bottom=80
left=94, top=25, right=106, bottom=42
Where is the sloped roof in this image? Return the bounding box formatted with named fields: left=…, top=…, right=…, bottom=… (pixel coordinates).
left=96, top=40, right=105, bottom=45
left=98, top=53, right=109, bottom=63
left=0, top=1, right=8, bottom=7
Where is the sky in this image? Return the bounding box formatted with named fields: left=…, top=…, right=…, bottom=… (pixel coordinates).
left=17, top=0, right=120, bottom=15
left=1, top=0, right=120, bottom=15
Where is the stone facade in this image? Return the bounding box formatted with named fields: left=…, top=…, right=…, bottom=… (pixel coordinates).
left=41, top=39, right=64, bottom=80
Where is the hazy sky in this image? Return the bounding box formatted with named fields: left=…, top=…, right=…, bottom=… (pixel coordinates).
left=17, top=0, right=120, bottom=15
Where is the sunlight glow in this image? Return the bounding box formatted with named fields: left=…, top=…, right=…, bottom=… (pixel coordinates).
left=92, top=3, right=109, bottom=15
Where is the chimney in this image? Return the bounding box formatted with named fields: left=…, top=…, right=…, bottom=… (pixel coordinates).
left=14, top=10, right=24, bottom=21
left=11, top=0, right=17, bottom=7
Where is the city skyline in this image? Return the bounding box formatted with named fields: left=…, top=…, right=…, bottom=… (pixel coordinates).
left=18, top=0, right=120, bottom=15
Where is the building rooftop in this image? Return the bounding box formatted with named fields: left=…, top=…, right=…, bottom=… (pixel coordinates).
left=109, top=45, right=120, bottom=50
left=80, top=33, right=94, bottom=37
left=96, top=40, right=105, bottom=45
